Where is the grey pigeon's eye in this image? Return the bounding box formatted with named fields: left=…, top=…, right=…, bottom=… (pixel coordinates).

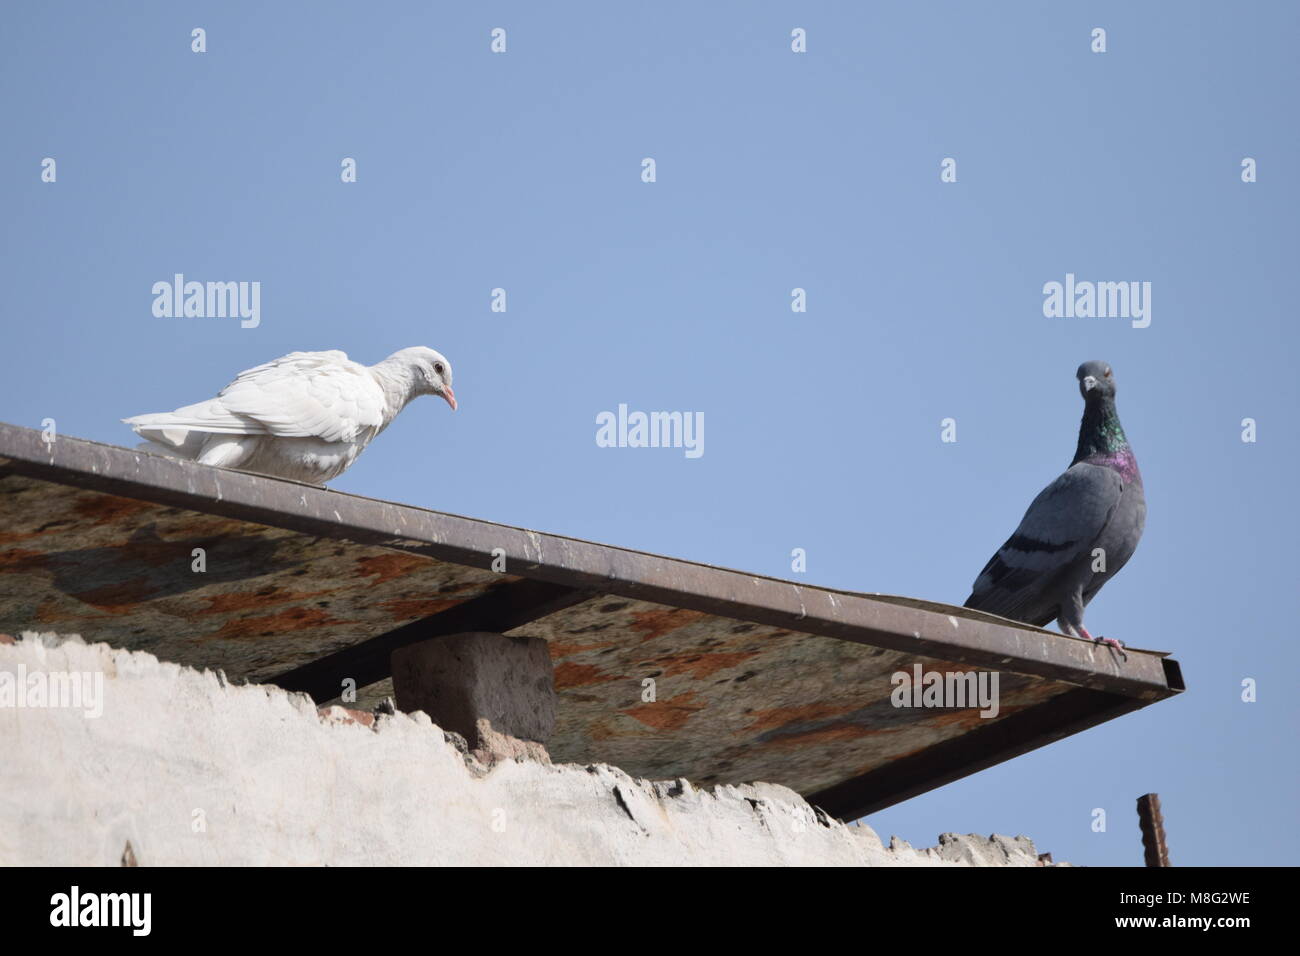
left=434, top=363, right=445, bottom=375
left=1105, top=368, right=1112, bottom=377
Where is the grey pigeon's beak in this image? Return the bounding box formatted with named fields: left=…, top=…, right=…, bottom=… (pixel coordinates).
left=1082, top=375, right=1098, bottom=392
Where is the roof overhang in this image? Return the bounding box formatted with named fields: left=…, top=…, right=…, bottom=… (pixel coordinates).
left=0, top=423, right=1183, bottom=819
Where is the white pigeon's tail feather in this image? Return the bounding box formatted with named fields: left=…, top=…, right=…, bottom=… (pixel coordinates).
left=123, top=398, right=269, bottom=437
left=122, top=416, right=205, bottom=456
left=123, top=396, right=271, bottom=458
left=133, top=439, right=198, bottom=459
left=128, top=424, right=189, bottom=448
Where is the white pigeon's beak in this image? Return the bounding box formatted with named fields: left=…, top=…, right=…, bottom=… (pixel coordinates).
left=441, top=385, right=457, bottom=411
left=1082, top=375, right=1098, bottom=392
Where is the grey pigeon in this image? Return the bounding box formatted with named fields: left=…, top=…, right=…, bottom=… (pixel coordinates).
left=124, top=347, right=456, bottom=484
left=963, top=361, right=1145, bottom=656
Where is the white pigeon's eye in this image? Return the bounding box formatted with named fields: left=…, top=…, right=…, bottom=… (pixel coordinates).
left=434, top=362, right=445, bottom=375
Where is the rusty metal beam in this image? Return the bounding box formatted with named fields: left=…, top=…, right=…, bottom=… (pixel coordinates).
left=0, top=424, right=1183, bottom=703
left=268, top=578, right=590, bottom=702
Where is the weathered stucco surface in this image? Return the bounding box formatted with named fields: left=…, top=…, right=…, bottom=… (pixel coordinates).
left=0, top=633, right=1061, bottom=867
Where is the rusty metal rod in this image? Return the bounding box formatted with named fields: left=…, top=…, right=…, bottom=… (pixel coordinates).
left=1137, top=793, right=1170, bottom=866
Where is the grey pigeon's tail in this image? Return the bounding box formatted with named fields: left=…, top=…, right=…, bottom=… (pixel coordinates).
left=962, top=542, right=1059, bottom=628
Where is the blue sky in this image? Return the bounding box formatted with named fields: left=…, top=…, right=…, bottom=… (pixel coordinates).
left=3, top=1, right=1296, bottom=866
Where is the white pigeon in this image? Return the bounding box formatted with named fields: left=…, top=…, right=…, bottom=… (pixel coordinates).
left=124, top=347, right=456, bottom=484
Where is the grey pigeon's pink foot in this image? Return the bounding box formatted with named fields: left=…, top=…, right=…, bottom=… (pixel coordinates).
left=1079, top=626, right=1128, bottom=661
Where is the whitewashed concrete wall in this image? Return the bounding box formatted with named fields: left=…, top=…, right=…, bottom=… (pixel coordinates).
left=0, top=633, right=1059, bottom=867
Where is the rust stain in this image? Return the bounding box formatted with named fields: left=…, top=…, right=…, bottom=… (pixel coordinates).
left=627, top=607, right=707, bottom=642
left=619, top=691, right=705, bottom=732
left=0, top=548, right=47, bottom=572
left=554, top=660, right=616, bottom=689
left=658, top=649, right=761, bottom=680
left=207, top=606, right=342, bottom=641
left=744, top=701, right=860, bottom=734
left=354, top=553, right=430, bottom=585
left=70, top=577, right=158, bottom=613
left=201, top=588, right=327, bottom=615
left=71, top=493, right=155, bottom=526
left=0, top=528, right=42, bottom=546
left=33, top=598, right=68, bottom=624
left=585, top=716, right=628, bottom=741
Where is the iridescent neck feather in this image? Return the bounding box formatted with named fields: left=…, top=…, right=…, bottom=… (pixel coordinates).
left=1074, top=396, right=1140, bottom=482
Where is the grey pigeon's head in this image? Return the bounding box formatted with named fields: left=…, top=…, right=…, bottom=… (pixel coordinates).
left=391, top=346, right=456, bottom=410
left=1076, top=360, right=1115, bottom=401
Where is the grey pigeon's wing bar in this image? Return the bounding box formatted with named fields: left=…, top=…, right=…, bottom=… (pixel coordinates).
left=0, top=422, right=1182, bottom=820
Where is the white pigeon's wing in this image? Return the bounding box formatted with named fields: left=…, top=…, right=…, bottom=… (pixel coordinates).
left=964, top=462, right=1123, bottom=622
left=214, top=351, right=386, bottom=443
left=127, top=351, right=386, bottom=444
